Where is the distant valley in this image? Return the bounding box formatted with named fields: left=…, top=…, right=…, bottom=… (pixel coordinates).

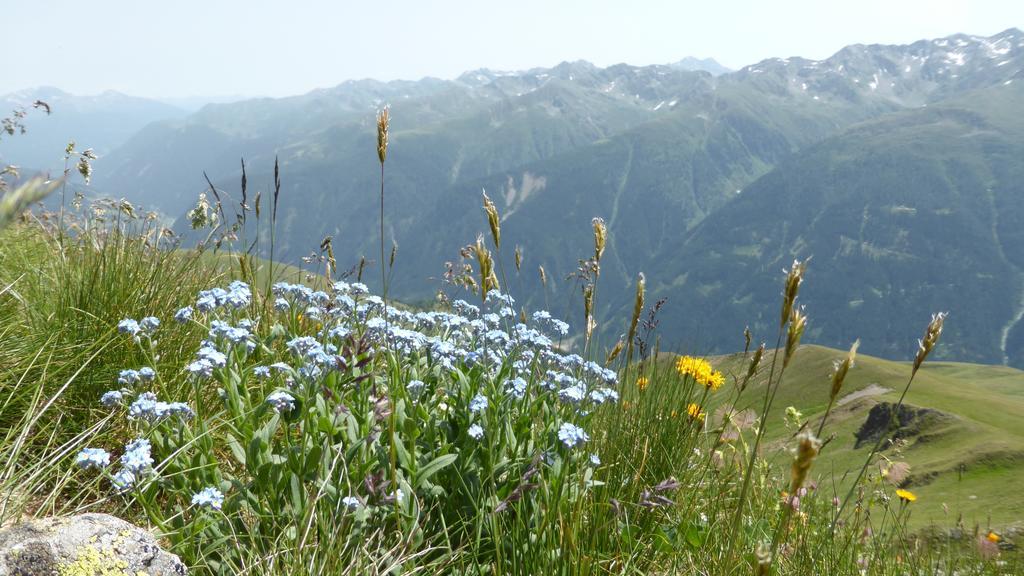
left=4, top=31, right=1024, bottom=366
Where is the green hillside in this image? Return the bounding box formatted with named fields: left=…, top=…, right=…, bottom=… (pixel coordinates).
left=714, top=344, right=1024, bottom=530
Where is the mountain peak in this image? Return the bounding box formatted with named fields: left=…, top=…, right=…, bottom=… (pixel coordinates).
left=670, top=56, right=732, bottom=75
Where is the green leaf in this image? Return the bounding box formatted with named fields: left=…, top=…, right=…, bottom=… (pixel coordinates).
left=414, top=453, right=458, bottom=490
left=227, top=434, right=246, bottom=466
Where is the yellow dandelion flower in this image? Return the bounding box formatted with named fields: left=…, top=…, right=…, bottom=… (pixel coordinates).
left=686, top=403, right=706, bottom=421
left=895, top=489, right=917, bottom=503
left=636, top=376, right=649, bottom=391
left=675, top=356, right=725, bottom=391
left=986, top=531, right=1001, bottom=544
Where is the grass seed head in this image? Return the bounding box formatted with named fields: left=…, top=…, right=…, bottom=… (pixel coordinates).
left=780, top=258, right=808, bottom=328
left=790, top=431, right=821, bottom=493
left=830, top=339, right=860, bottom=400
left=913, top=312, right=947, bottom=376
left=592, top=217, right=606, bottom=264
left=783, top=306, right=807, bottom=369
left=376, top=106, right=390, bottom=164
left=482, top=191, right=501, bottom=249
left=626, top=272, right=645, bottom=359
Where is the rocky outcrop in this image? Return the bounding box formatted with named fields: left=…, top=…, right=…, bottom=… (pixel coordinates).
left=0, top=513, right=186, bottom=575
left=854, top=402, right=955, bottom=449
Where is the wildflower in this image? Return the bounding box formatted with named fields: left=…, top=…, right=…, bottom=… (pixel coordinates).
left=274, top=297, right=290, bottom=311
left=895, top=489, right=917, bottom=503
left=173, top=306, right=193, bottom=323
left=342, top=496, right=361, bottom=511
left=505, top=377, right=527, bottom=399
left=253, top=366, right=271, bottom=379
left=191, top=487, right=224, bottom=510
left=225, top=281, right=251, bottom=308
left=558, top=382, right=587, bottom=404
left=75, top=448, right=111, bottom=470
left=468, top=424, right=484, bottom=440
left=266, top=391, right=296, bottom=413
left=100, top=390, right=123, bottom=406
left=138, top=367, right=156, bottom=381
left=120, top=438, right=154, bottom=474
left=118, top=369, right=141, bottom=385
left=675, top=356, right=725, bottom=390
left=686, top=403, right=706, bottom=421
left=987, top=531, right=1001, bottom=544
left=589, top=453, right=601, bottom=466
left=186, top=359, right=214, bottom=379
left=117, top=318, right=140, bottom=336
left=139, top=316, right=160, bottom=332
left=111, top=469, right=136, bottom=491
left=636, top=376, right=649, bottom=391
left=557, top=422, right=589, bottom=449
left=469, top=394, right=488, bottom=413
left=406, top=379, right=425, bottom=399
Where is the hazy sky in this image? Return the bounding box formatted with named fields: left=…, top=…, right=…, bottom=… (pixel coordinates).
left=3, top=0, right=1023, bottom=99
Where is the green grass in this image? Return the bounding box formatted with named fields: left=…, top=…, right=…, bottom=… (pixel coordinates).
left=1, top=204, right=1021, bottom=575
left=710, top=344, right=1024, bottom=530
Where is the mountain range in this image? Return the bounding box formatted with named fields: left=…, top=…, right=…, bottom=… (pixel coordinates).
left=4, top=32, right=1024, bottom=366
left=0, top=87, right=186, bottom=171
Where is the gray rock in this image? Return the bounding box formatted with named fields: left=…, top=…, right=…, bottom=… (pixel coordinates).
left=0, top=513, right=186, bottom=575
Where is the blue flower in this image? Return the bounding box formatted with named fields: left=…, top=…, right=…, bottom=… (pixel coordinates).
left=173, top=306, right=193, bottom=323
left=342, top=496, right=361, bottom=511
left=504, top=377, right=528, bottom=399
left=558, top=382, right=587, bottom=404
left=127, top=392, right=159, bottom=420
left=117, top=318, right=140, bottom=336
left=557, top=422, right=589, bottom=449
left=128, top=392, right=193, bottom=423
left=75, top=448, right=111, bottom=470
left=589, top=453, right=601, bottom=466
left=197, top=345, right=227, bottom=367
left=225, top=281, right=251, bottom=309
left=274, top=297, right=290, bottom=311
left=467, top=424, right=484, bottom=440
left=111, top=469, right=136, bottom=491
left=100, top=390, right=124, bottom=407
left=186, top=359, right=214, bottom=379
left=191, top=486, right=224, bottom=510
left=406, top=379, right=426, bottom=399
left=139, top=316, right=160, bottom=332
left=252, top=366, right=271, bottom=379
left=118, top=369, right=141, bottom=385
left=266, top=391, right=296, bottom=413
left=121, top=438, right=153, bottom=474
left=469, top=394, right=488, bottom=413
left=138, top=367, right=156, bottom=381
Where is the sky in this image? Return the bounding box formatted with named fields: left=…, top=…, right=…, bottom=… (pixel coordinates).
left=3, top=0, right=1023, bottom=99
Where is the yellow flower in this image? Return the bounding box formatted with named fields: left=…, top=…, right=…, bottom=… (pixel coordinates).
left=686, top=403, right=705, bottom=421
left=675, top=356, right=725, bottom=391
left=636, top=376, right=649, bottom=391
left=895, top=489, right=917, bottom=503
left=986, top=531, right=1001, bottom=544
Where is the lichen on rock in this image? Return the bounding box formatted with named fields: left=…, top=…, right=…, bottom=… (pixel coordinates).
left=0, top=513, right=185, bottom=575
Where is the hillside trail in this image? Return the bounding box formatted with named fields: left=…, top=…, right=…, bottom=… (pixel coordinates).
left=985, top=185, right=1024, bottom=365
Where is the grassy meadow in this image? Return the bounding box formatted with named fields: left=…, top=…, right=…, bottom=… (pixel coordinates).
left=0, top=124, right=1020, bottom=575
